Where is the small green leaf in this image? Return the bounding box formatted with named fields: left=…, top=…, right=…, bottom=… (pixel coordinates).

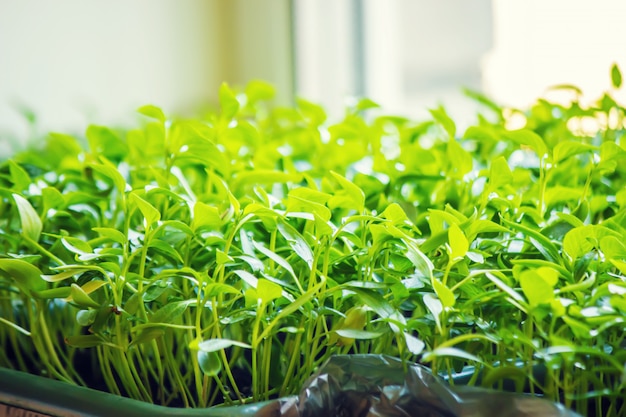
left=131, top=328, right=165, bottom=346
left=8, top=160, right=31, bottom=192
left=422, top=346, right=484, bottom=365
left=62, top=236, right=93, bottom=256
left=423, top=293, right=443, bottom=332
left=297, top=98, right=327, bottom=126
left=552, top=141, right=596, bottom=164
left=277, top=221, right=314, bottom=270
left=197, top=338, right=253, bottom=353
left=12, top=193, right=42, bottom=242
left=402, top=238, right=434, bottom=280
left=137, top=105, right=166, bottom=123
left=86, top=125, right=127, bottom=160
left=257, top=278, right=283, bottom=304
left=76, top=309, right=97, bottom=326
left=192, top=201, right=222, bottom=231
left=219, top=83, right=239, bottom=120
left=488, top=156, right=513, bottom=191
left=381, top=203, right=409, bottom=225
left=429, top=105, right=456, bottom=140
left=130, top=192, right=161, bottom=228
left=92, top=227, right=127, bottom=245
left=0, top=258, right=45, bottom=293
left=245, top=80, right=275, bottom=104
left=90, top=163, right=127, bottom=194
left=150, top=299, right=195, bottom=324
left=504, top=129, right=547, bottom=158
left=42, top=187, right=65, bottom=214
left=519, top=269, right=554, bottom=307
left=448, top=223, right=468, bottom=261
left=216, top=249, right=234, bottom=265
left=286, top=187, right=332, bottom=221
left=334, top=329, right=383, bottom=340
left=68, top=283, right=101, bottom=308
left=197, top=350, right=221, bottom=376
left=611, top=63, right=622, bottom=89
left=447, top=139, right=472, bottom=178
left=433, top=279, right=456, bottom=308
left=404, top=332, right=425, bottom=355
left=326, top=171, right=365, bottom=212
left=252, top=240, right=298, bottom=286
left=42, top=268, right=90, bottom=283
left=64, top=334, right=103, bottom=348
left=149, top=239, right=184, bottom=264
left=33, top=287, right=72, bottom=299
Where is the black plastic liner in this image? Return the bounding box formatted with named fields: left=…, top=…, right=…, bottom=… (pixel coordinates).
left=256, top=355, right=582, bottom=417
left=0, top=355, right=581, bottom=417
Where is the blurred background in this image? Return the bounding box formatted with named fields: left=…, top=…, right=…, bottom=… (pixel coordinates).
left=1, top=0, right=626, bottom=148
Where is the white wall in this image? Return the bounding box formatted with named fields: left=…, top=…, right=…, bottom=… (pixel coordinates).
left=484, top=0, right=626, bottom=108
left=0, top=0, right=293, bottom=147
left=0, top=1, right=222, bottom=139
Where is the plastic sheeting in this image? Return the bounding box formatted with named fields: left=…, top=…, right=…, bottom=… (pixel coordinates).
left=256, top=355, right=581, bottom=417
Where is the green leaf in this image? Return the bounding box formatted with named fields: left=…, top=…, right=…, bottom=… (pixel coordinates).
left=563, top=225, right=619, bottom=260
left=252, top=240, right=298, bottom=286
left=402, top=238, right=434, bottom=280
left=488, top=156, right=513, bottom=190
left=611, top=63, right=622, bottom=89
left=76, top=309, right=98, bottom=326
left=286, top=187, right=332, bottom=221
left=422, top=346, right=484, bottom=365
left=257, top=279, right=283, bottom=304
left=519, top=269, right=555, bottom=307
left=448, top=223, right=468, bottom=261
left=0, top=258, right=45, bottom=293
left=92, top=227, right=127, bottom=246
left=191, top=201, right=222, bottom=232
left=326, top=171, right=365, bottom=212
left=149, top=239, right=184, bottom=264
left=501, top=218, right=562, bottom=264
left=404, top=332, right=426, bottom=355
left=42, top=268, right=90, bottom=283
left=429, top=105, right=456, bottom=140
left=219, top=83, right=239, bottom=120
left=423, top=293, right=443, bottom=332
left=447, top=139, right=472, bottom=178
left=130, top=192, right=161, bottom=228
left=334, top=329, right=383, bottom=340
left=600, top=236, right=626, bottom=260
left=62, top=236, right=93, bottom=256
left=90, top=162, right=127, bottom=194
left=432, top=279, right=455, bottom=308
left=197, top=350, right=221, bottom=376
left=245, top=80, right=275, bottom=104
left=131, top=328, right=165, bottom=346
left=277, top=221, right=314, bottom=270
left=33, top=287, right=72, bottom=299
left=137, top=105, right=166, bottom=123
left=196, top=338, right=252, bottom=353
left=64, top=335, right=103, bottom=348
left=150, top=299, right=195, bottom=324
left=42, top=186, right=65, bottom=215
left=68, top=283, right=101, bottom=308
left=552, top=141, right=596, bottom=164
left=12, top=193, right=42, bottom=242
left=503, top=129, right=547, bottom=157
left=232, top=170, right=302, bottom=193
left=381, top=203, right=409, bottom=225
left=86, top=125, right=127, bottom=160
left=297, top=98, right=327, bottom=126
left=8, top=160, right=31, bottom=192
